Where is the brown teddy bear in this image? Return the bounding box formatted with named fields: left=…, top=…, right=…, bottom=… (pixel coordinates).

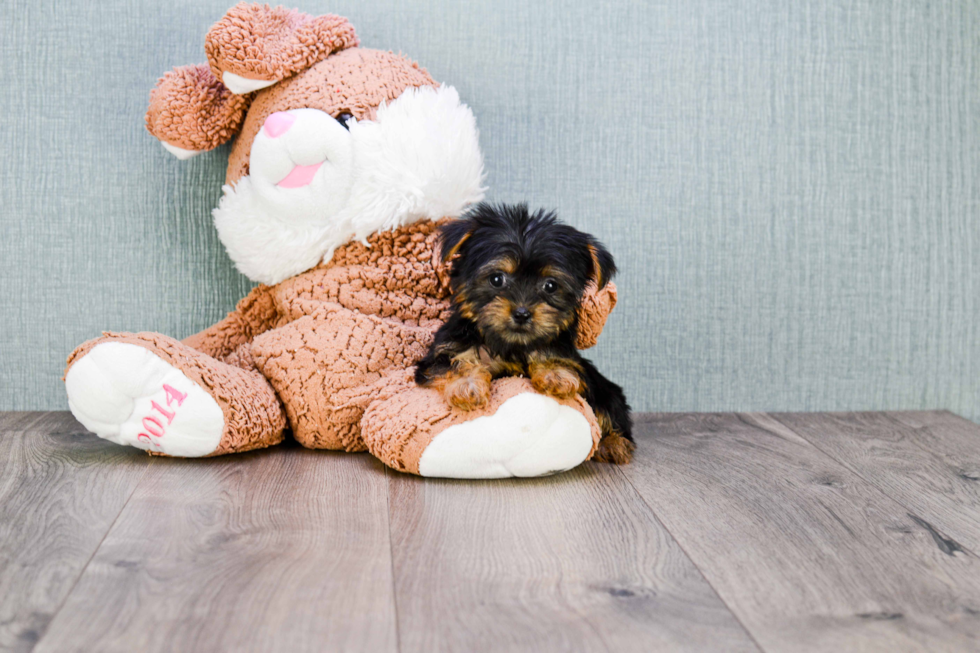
left=64, top=3, right=619, bottom=478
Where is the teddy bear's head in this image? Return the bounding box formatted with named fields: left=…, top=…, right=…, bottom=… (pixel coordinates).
left=145, top=3, right=485, bottom=285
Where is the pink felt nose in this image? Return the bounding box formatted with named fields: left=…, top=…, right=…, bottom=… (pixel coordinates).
left=263, top=112, right=296, bottom=138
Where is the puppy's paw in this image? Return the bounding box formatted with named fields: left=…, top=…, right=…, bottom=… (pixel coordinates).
left=530, top=364, right=581, bottom=399
left=593, top=432, right=635, bottom=465
left=444, top=375, right=491, bottom=411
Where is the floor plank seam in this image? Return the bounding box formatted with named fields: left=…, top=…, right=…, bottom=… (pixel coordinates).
left=937, top=410, right=980, bottom=433
left=383, top=466, right=403, bottom=653
left=883, top=411, right=977, bottom=465
left=611, top=464, right=768, bottom=653
left=564, top=581, right=614, bottom=653
left=765, top=413, right=980, bottom=560
left=30, top=455, right=154, bottom=653
left=13, top=411, right=978, bottom=651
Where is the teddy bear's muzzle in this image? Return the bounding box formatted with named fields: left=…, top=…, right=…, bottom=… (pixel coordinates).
left=250, top=108, right=354, bottom=196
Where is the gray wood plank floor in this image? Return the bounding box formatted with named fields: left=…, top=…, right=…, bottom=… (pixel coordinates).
left=0, top=413, right=148, bottom=653
left=773, top=411, right=980, bottom=552
left=2, top=410, right=980, bottom=653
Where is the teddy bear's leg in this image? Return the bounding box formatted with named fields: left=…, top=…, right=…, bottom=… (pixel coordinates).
left=249, top=303, right=435, bottom=452
left=361, top=370, right=601, bottom=479
left=65, top=332, right=286, bottom=457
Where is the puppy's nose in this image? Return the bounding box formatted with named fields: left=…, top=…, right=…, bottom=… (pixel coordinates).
left=512, top=307, right=532, bottom=325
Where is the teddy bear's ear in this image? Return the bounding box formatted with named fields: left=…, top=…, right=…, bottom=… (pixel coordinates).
left=145, top=63, right=251, bottom=158
left=204, top=2, right=359, bottom=95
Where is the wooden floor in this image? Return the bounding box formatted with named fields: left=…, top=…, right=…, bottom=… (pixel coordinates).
left=2, top=411, right=980, bottom=652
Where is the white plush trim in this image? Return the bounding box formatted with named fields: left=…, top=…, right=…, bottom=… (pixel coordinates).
left=213, top=108, right=355, bottom=285
left=341, top=84, right=487, bottom=244
left=161, top=141, right=202, bottom=160
left=222, top=71, right=277, bottom=95
left=417, top=393, right=594, bottom=479
left=213, top=173, right=354, bottom=286
left=65, top=342, right=224, bottom=457
left=211, top=85, right=485, bottom=285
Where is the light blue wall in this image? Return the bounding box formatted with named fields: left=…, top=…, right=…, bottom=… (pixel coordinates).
left=2, top=0, right=978, bottom=419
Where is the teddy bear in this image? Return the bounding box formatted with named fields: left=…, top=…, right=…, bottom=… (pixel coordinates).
left=63, top=2, right=620, bottom=479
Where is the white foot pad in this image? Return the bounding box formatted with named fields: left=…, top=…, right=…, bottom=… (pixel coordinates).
left=417, top=393, right=593, bottom=479
left=65, top=342, right=224, bottom=457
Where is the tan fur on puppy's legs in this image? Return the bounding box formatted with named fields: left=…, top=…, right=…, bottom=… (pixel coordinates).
left=592, top=410, right=634, bottom=464
left=443, top=375, right=492, bottom=411
left=594, top=432, right=635, bottom=464
left=432, top=348, right=492, bottom=411
left=529, top=354, right=583, bottom=399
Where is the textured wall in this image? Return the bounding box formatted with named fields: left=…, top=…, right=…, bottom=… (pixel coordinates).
left=2, top=0, right=978, bottom=419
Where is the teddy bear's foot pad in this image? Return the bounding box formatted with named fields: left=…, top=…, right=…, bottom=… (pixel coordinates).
left=417, top=393, right=593, bottom=479
left=65, top=342, right=224, bottom=457
left=160, top=141, right=203, bottom=160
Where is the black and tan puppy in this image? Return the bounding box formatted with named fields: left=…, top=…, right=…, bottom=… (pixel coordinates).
left=415, top=202, right=634, bottom=464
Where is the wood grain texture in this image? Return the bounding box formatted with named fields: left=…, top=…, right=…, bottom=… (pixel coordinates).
left=386, top=463, right=759, bottom=653
left=0, top=412, right=51, bottom=432
left=623, top=412, right=980, bottom=653
left=10, top=410, right=980, bottom=652
left=32, top=444, right=398, bottom=653
left=772, top=411, right=980, bottom=553
left=0, top=413, right=149, bottom=653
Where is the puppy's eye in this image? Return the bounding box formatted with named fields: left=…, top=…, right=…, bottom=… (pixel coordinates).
left=543, top=279, right=559, bottom=294
left=489, top=273, right=505, bottom=288
left=336, top=112, right=354, bottom=130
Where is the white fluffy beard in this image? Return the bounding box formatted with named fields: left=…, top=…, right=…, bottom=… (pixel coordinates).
left=212, top=85, right=486, bottom=286
left=212, top=177, right=349, bottom=285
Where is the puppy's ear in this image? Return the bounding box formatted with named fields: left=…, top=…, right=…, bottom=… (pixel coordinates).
left=588, top=240, right=616, bottom=289
left=440, top=219, right=474, bottom=264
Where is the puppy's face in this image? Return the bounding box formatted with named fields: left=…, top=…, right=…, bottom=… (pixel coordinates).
left=462, top=253, right=582, bottom=347
left=442, top=204, right=615, bottom=349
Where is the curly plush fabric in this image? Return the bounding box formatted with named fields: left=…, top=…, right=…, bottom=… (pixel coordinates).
left=251, top=302, right=435, bottom=451
left=225, top=48, right=436, bottom=184
left=276, top=222, right=452, bottom=326
left=182, top=284, right=279, bottom=362
left=213, top=221, right=448, bottom=454
left=575, top=281, right=618, bottom=349
left=361, top=369, right=601, bottom=474
left=67, top=331, right=286, bottom=456
left=145, top=64, right=250, bottom=151
left=204, top=2, right=358, bottom=84
left=171, top=220, right=611, bottom=463
left=144, top=2, right=377, bottom=162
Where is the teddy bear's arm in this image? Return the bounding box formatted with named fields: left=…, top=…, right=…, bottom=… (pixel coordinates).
left=182, top=285, right=280, bottom=363
left=575, top=281, right=618, bottom=349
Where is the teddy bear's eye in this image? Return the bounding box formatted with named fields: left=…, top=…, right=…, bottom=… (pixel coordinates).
left=336, top=112, right=353, bottom=130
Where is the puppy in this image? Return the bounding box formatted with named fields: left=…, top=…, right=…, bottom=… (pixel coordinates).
left=415, top=202, right=634, bottom=464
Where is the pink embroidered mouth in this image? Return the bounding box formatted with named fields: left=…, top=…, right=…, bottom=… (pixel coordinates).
left=277, top=162, right=323, bottom=189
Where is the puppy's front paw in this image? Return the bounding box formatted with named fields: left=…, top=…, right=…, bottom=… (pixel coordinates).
left=593, top=432, right=635, bottom=464
left=530, top=364, right=582, bottom=399
left=444, top=375, right=491, bottom=411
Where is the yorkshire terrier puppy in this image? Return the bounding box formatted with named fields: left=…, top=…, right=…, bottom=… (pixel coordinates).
left=415, top=202, right=634, bottom=464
